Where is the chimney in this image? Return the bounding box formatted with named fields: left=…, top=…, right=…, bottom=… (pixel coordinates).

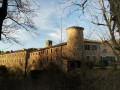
left=45, top=40, right=52, bottom=47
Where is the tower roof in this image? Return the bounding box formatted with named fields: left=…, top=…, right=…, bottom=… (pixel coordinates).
left=66, top=26, right=84, bottom=31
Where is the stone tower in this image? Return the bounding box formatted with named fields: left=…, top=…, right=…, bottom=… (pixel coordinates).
left=66, top=26, right=84, bottom=61
left=45, top=40, right=52, bottom=47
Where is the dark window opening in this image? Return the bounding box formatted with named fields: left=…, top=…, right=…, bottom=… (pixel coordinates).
left=71, top=62, right=75, bottom=68
left=92, top=45, right=97, bottom=50
left=86, top=56, right=90, bottom=60
left=84, top=45, right=91, bottom=50
left=51, top=49, right=52, bottom=53
left=46, top=50, right=48, bottom=54
left=78, top=61, right=81, bottom=68
left=106, top=56, right=116, bottom=61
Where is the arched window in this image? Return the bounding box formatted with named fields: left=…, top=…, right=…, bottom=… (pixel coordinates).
left=51, top=49, right=52, bottom=53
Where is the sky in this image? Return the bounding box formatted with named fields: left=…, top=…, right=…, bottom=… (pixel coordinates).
left=0, top=0, right=100, bottom=51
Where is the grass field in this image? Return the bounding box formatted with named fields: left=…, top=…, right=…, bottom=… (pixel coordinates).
left=0, top=65, right=120, bottom=90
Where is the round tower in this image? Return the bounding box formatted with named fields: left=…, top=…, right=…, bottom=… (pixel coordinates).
left=66, top=26, right=84, bottom=61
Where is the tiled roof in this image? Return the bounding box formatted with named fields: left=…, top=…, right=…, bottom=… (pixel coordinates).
left=84, top=39, right=101, bottom=43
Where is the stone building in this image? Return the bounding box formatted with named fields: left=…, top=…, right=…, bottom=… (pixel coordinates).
left=0, top=26, right=118, bottom=72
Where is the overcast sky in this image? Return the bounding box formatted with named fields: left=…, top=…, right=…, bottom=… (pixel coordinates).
left=0, top=0, right=100, bottom=51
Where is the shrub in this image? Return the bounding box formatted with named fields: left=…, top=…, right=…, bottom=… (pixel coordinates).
left=99, top=60, right=109, bottom=69
left=0, top=65, right=9, bottom=77
left=109, top=61, right=120, bottom=70
left=86, top=61, right=94, bottom=69
left=0, top=65, right=8, bottom=73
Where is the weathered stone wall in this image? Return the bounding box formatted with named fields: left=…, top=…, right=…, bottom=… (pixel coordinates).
left=28, top=45, right=68, bottom=70
left=0, top=50, right=27, bottom=72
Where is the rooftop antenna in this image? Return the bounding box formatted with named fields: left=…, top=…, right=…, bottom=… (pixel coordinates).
left=61, top=16, right=63, bottom=43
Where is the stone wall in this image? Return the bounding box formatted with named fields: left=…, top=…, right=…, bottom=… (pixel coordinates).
left=0, top=50, right=27, bottom=72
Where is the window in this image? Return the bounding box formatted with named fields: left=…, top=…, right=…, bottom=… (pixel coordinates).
left=77, top=61, right=81, bottom=68
left=100, top=56, right=103, bottom=60
left=101, top=57, right=106, bottom=60
left=51, top=49, right=52, bottom=53
left=92, top=45, right=97, bottom=50
left=46, top=50, right=48, bottom=54
left=86, top=56, right=90, bottom=60
left=106, top=56, right=116, bottom=61
left=71, top=62, right=75, bottom=68
left=84, top=45, right=91, bottom=50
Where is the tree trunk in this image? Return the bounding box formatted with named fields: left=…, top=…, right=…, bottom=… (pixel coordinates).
left=0, top=0, right=8, bottom=40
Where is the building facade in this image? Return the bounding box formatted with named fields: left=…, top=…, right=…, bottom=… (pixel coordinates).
left=0, top=26, right=117, bottom=72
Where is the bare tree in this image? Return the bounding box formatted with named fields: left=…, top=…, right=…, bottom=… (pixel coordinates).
left=0, top=0, right=38, bottom=43
left=61, top=0, right=120, bottom=60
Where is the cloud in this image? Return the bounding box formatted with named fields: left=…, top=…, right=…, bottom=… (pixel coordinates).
left=33, top=0, right=67, bottom=32
left=48, top=32, right=61, bottom=39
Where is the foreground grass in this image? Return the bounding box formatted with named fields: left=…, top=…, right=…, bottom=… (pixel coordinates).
left=0, top=67, right=120, bottom=90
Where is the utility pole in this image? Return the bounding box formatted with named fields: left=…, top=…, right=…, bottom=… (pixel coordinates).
left=60, top=17, right=63, bottom=58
